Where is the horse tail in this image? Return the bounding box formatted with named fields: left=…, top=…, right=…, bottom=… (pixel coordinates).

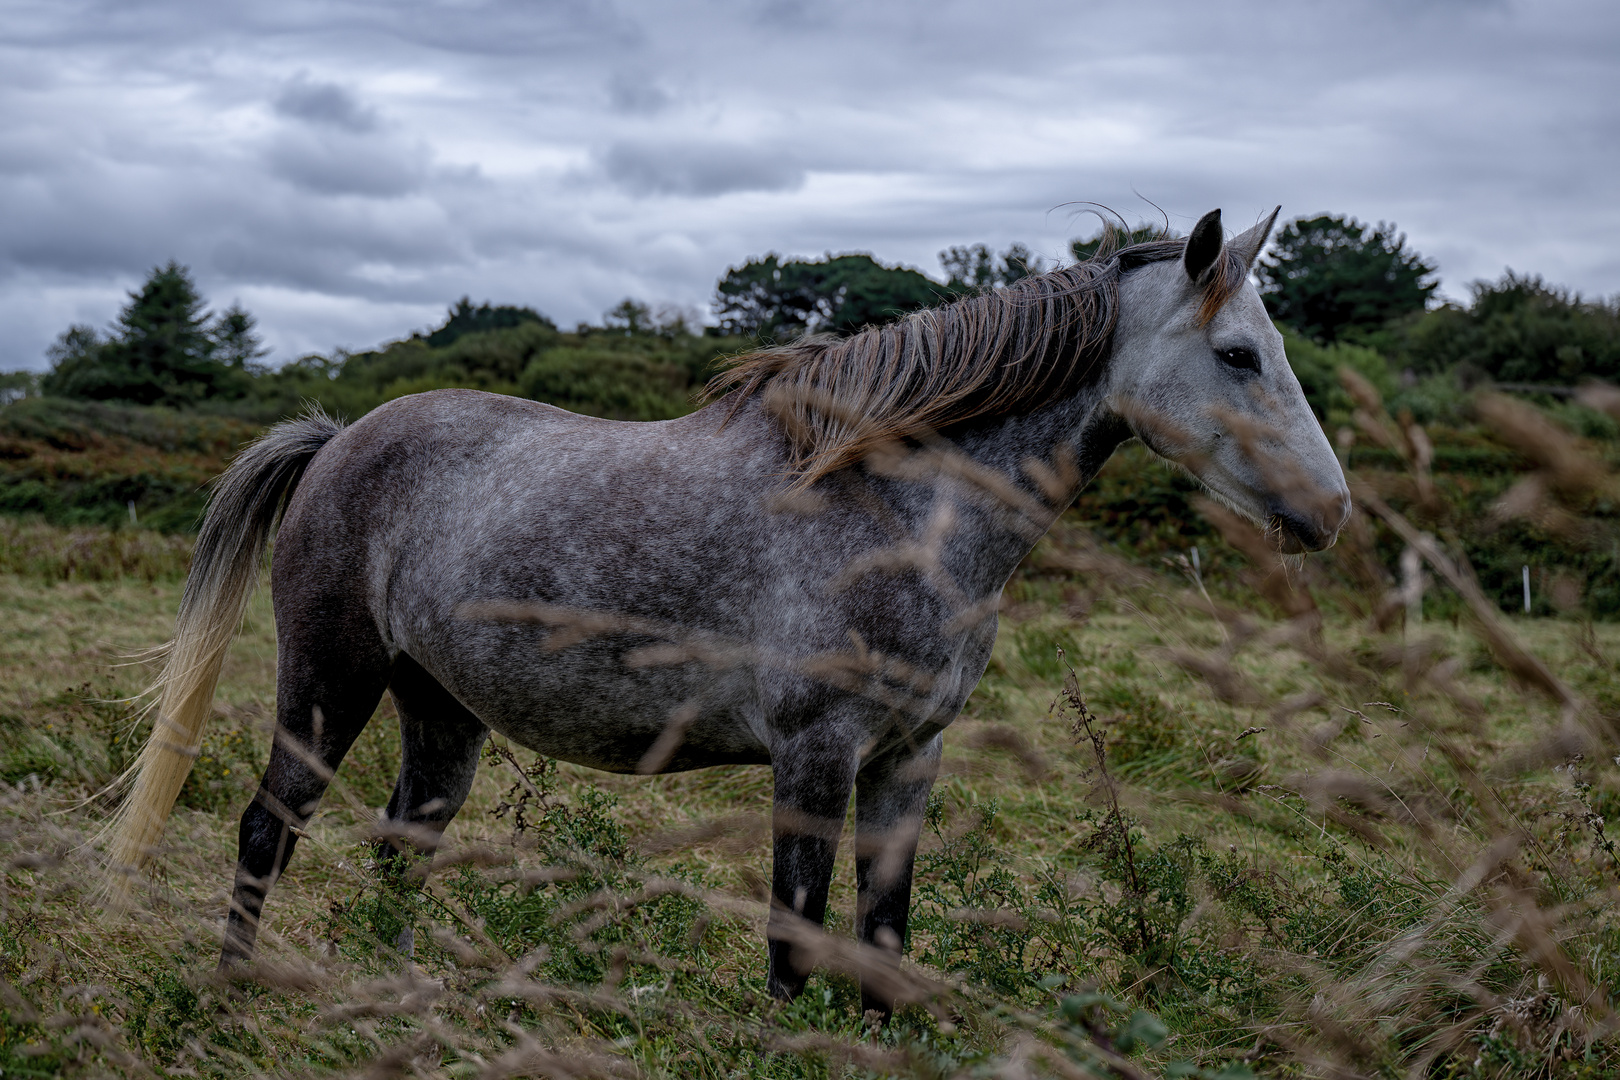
left=103, top=406, right=345, bottom=894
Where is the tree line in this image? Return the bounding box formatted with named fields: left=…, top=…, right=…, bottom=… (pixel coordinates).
left=9, top=215, right=1619, bottom=422
left=5, top=217, right=1614, bottom=619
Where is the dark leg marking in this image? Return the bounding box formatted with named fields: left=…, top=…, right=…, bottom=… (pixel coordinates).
left=766, top=726, right=859, bottom=1001
left=854, top=733, right=940, bottom=1018
left=220, top=636, right=391, bottom=968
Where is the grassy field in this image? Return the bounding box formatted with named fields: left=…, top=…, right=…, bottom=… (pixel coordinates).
left=0, top=387, right=1617, bottom=1078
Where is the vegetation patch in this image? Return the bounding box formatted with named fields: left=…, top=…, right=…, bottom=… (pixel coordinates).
left=0, top=216, right=1616, bottom=1076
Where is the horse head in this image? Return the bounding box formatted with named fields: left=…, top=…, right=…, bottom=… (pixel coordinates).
left=1106, top=207, right=1351, bottom=552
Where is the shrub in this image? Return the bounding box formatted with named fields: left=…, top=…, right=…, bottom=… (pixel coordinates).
left=1404, top=272, right=1620, bottom=384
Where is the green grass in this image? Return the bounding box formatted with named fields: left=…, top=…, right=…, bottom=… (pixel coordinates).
left=0, top=383, right=1617, bottom=1077
left=0, top=520, right=1615, bottom=1077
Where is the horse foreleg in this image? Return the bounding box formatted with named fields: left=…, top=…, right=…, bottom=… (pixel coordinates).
left=766, top=727, right=858, bottom=1001
left=854, top=732, right=941, bottom=1019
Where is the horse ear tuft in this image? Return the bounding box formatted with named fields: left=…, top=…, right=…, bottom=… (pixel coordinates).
left=1229, top=206, right=1281, bottom=269
left=1184, top=209, right=1223, bottom=284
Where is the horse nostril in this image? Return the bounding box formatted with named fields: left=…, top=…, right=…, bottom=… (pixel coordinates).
left=1310, top=491, right=1351, bottom=550
left=1268, top=506, right=1332, bottom=553
left=1332, top=491, right=1352, bottom=532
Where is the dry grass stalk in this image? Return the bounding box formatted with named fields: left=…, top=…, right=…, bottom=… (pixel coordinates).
left=1, top=366, right=1617, bottom=1079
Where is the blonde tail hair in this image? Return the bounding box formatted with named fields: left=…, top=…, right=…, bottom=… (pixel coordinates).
left=103, top=407, right=345, bottom=894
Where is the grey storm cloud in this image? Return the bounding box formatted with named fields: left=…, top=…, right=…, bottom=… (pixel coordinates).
left=265, top=129, right=431, bottom=198
left=598, top=140, right=805, bottom=198
left=607, top=73, right=672, bottom=116
left=274, top=76, right=379, bottom=133
left=267, top=76, right=429, bottom=198
left=0, top=0, right=1617, bottom=370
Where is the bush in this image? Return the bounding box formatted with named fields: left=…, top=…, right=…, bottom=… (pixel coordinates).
left=519, top=345, right=695, bottom=421
left=1282, top=327, right=1396, bottom=421
left=0, top=397, right=253, bottom=535
left=249, top=318, right=748, bottom=426
left=1404, top=272, right=1620, bottom=384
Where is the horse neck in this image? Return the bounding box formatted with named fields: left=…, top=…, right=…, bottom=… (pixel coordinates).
left=882, top=382, right=1127, bottom=605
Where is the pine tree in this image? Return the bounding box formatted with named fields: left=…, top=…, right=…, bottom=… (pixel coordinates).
left=42, top=262, right=252, bottom=405
left=1257, top=216, right=1437, bottom=343
left=211, top=302, right=269, bottom=371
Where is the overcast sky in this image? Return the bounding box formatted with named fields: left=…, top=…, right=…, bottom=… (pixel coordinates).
left=2, top=0, right=1616, bottom=371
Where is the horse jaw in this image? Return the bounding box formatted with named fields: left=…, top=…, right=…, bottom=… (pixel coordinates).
left=1104, top=249, right=1350, bottom=553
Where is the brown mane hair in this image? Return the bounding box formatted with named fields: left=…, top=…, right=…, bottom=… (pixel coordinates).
left=704, top=235, right=1251, bottom=486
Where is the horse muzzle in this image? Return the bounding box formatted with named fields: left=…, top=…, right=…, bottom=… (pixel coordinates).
left=1266, top=490, right=1351, bottom=554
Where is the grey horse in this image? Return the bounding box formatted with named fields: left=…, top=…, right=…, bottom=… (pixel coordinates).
left=105, top=208, right=1349, bottom=1016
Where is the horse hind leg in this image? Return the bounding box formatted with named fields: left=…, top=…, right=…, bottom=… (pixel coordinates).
left=221, top=624, right=393, bottom=967
left=372, top=654, right=489, bottom=951
left=854, top=733, right=941, bottom=1020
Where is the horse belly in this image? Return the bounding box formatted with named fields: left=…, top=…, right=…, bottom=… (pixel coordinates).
left=420, top=637, right=770, bottom=774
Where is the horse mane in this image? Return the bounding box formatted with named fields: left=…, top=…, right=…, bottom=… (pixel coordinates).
left=703, top=235, right=1250, bottom=486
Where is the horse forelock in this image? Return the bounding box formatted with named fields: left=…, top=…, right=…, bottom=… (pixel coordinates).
left=1195, top=248, right=1252, bottom=328
left=704, top=235, right=1241, bottom=486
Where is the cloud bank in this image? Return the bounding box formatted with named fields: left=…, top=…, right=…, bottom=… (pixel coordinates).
left=1, top=0, right=1616, bottom=370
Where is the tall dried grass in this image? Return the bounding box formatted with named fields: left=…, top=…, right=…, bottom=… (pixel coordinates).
left=0, top=517, right=192, bottom=582
left=0, top=378, right=1615, bottom=1078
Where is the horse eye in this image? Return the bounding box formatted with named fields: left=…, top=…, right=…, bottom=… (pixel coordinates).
left=1218, top=347, right=1260, bottom=373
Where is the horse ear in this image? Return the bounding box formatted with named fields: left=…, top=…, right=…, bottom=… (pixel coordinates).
left=1183, top=209, right=1223, bottom=284
left=1228, top=206, right=1281, bottom=270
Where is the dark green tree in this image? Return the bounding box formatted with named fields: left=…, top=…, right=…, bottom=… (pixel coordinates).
left=42, top=324, right=103, bottom=375
left=599, top=299, right=699, bottom=338
left=1404, top=272, right=1620, bottom=384
left=601, top=299, right=654, bottom=335
left=422, top=298, right=555, bottom=348
left=211, top=303, right=268, bottom=371
left=39, top=324, right=114, bottom=402
left=107, top=261, right=220, bottom=400
left=713, top=253, right=942, bottom=340
left=939, top=242, right=1046, bottom=292
left=43, top=262, right=248, bottom=405
left=1069, top=225, right=1168, bottom=263
left=1257, top=215, right=1437, bottom=343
